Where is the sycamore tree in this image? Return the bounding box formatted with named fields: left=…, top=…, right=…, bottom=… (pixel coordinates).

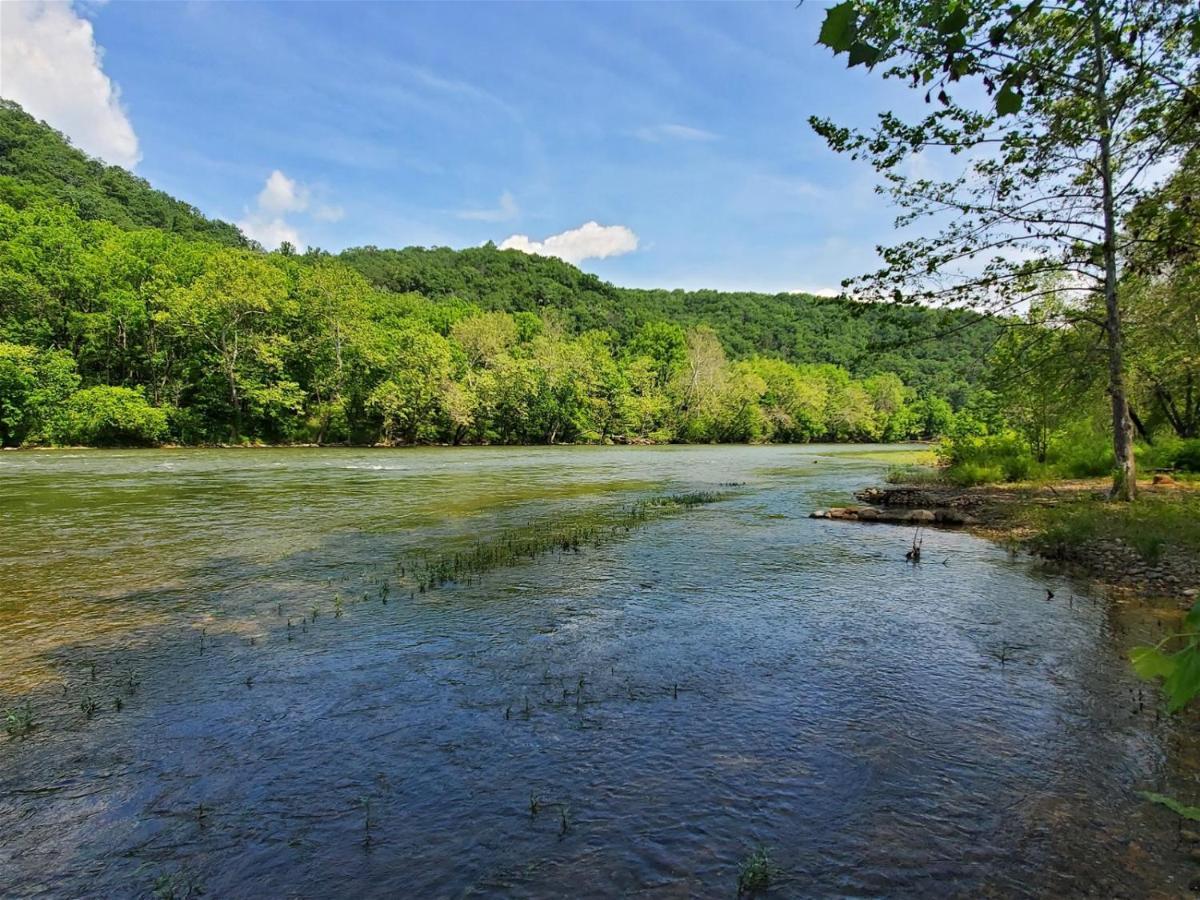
left=812, top=0, right=1200, bottom=498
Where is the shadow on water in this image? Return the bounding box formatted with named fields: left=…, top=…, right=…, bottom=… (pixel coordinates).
left=0, top=445, right=1196, bottom=897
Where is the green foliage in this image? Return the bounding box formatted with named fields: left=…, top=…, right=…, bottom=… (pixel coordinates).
left=4, top=701, right=35, bottom=739
left=940, top=432, right=1034, bottom=484
left=1172, top=440, right=1200, bottom=473
left=1138, top=791, right=1200, bottom=821
left=1033, top=493, right=1200, bottom=566
left=0, top=101, right=244, bottom=246
left=52, top=386, right=168, bottom=446
left=736, top=846, right=775, bottom=896
left=1130, top=602, right=1200, bottom=712
left=0, top=100, right=990, bottom=448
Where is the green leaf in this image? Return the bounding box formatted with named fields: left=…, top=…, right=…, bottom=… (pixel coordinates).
left=1139, top=792, right=1200, bottom=822
left=847, top=41, right=882, bottom=67
left=939, top=6, right=969, bottom=35
left=1130, top=646, right=1176, bottom=681
left=995, top=83, right=1022, bottom=116
left=1184, top=600, right=1200, bottom=632
left=1164, top=649, right=1200, bottom=712
left=818, top=1, right=858, bottom=54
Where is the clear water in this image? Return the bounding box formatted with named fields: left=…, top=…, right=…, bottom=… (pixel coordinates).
left=0, top=446, right=1192, bottom=897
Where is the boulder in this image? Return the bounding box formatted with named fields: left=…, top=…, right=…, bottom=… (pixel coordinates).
left=828, top=507, right=859, bottom=520
left=908, top=509, right=936, bottom=523
left=856, top=507, right=880, bottom=521
left=809, top=509, right=831, bottom=519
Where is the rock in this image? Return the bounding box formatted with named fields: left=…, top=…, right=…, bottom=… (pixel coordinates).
left=856, top=507, right=880, bottom=521
left=908, top=509, right=936, bottom=523
left=828, top=507, right=859, bottom=520
left=809, top=509, right=830, bottom=519
left=1183, top=588, right=1197, bottom=598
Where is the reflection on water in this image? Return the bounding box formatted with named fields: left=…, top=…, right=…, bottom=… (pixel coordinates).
left=0, top=445, right=1193, bottom=896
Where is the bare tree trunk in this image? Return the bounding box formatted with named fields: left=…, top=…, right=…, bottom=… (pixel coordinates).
left=1093, top=8, right=1136, bottom=501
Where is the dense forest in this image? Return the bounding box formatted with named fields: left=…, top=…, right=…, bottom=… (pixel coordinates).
left=0, top=101, right=998, bottom=448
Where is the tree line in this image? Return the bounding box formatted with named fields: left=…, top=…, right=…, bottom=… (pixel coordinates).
left=0, top=197, right=969, bottom=448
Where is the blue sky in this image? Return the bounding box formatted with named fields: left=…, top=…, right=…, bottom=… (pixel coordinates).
left=2, top=1, right=924, bottom=294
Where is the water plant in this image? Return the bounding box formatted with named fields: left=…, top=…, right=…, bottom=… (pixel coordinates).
left=737, top=846, right=775, bottom=896
left=152, top=868, right=204, bottom=900
left=396, top=491, right=729, bottom=594
left=333, top=595, right=344, bottom=618
left=4, top=701, right=36, bottom=739
left=529, top=791, right=541, bottom=816
left=361, top=797, right=374, bottom=848
left=558, top=805, right=570, bottom=838
left=79, top=693, right=99, bottom=718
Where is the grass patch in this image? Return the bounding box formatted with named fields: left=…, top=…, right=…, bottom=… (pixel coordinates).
left=1031, top=492, right=1200, bottom=563
left=737, top=845, right=776, bottom=896
left=885, top=464, right=946, bottom=486
left=4, top=701, right=36, bottom=739
left=400, top=490, right=729, bottom=591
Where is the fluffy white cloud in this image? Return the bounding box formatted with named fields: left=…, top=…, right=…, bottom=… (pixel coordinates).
left=500, top=222, right=638, bottom=265
left=238, top=170, right=312, bottom=250
left=635, top=123, right=719, bottom=143
left=256, top=169, right=309, bottom=215
left=0, top=1, right=140, bottom=168
left=240, top=217, right=303, bottom=252
left=458, top=190, right=519, bottom=223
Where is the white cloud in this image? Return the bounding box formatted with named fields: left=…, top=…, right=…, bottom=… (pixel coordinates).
left=500, top=221, right=639, bottom=265
left=238, top=170, right=315, bottom=250
left=457, top=190, right=519, bottom=223
left=635, top=123, right=719, bottom=143
left=0, top=0, right=140, bottom=168
left=240, top=217, right=303, bottom=251
left=313, top=204, right=345, bottom=223
left=789, top=285, right=843, bottom=298
left=256, top=169, right=309, bottom=215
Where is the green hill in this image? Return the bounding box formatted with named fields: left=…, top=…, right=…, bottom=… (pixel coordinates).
left=0, top=100, right=246, bottom=246
left=339, top=245, right=997, bottom=402
left=0, top=100, right=1000, bottom=446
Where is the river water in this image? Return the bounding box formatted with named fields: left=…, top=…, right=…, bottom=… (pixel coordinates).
left=0, top=446, right=1193, bottom=897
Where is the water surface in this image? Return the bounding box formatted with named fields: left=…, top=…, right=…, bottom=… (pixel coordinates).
left=0, top=446, right=1192, bottom=897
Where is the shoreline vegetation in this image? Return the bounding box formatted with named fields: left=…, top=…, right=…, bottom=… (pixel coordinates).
left=1, top=100, right=995, bottom=452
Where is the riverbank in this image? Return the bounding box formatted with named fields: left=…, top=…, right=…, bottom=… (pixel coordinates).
left=845, top=479, right=1200, bottom=600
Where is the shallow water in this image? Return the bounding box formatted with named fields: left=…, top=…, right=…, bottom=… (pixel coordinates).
left=0, top=445, right=1193, bottom=897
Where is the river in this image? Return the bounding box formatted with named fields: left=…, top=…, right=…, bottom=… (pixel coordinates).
left=0, top=445, right=1192, bottom=896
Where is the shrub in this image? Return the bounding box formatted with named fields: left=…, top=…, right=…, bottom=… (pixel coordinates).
left=52, top=386, right=169, bottom=446
left=939, top=432, right=1034, bottom=484
left=1172, top=439, right=1200, bottom=473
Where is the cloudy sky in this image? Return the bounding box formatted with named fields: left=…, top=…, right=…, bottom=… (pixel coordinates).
left=0, top=1, right=925, bottom=294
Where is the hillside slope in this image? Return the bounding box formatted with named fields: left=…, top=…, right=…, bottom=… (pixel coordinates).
left=0, top=101, right=246, bottom=247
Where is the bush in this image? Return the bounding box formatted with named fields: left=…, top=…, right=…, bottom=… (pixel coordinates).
left=52, top=386, right=169, bottom=446
left=1172, top=439, right=1200, bottom=473
left=939, top=432, right=1034, bottom=484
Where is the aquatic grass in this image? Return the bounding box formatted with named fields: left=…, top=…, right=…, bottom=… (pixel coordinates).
left=397, top=490, right=729, bottom=592
left=736, top=845, right=776, bottom=896
left=151, top=869, right=204, bottom=900
left=79, top=693, right=99, bottom=718
left=5, top=701, right=36, bottom=739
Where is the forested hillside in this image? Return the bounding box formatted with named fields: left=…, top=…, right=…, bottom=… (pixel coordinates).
left=0, top=101, right=996, bottom=448
left=0, top=101, right=246, bottom=247
left=340, top=246, right=998, bottom=402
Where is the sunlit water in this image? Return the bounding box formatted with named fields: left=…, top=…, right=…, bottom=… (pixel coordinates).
left=0, top=446, right=1193, bottom=897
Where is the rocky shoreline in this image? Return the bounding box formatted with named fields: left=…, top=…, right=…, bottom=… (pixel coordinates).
left=813, top=481, right=1200, bottom=601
